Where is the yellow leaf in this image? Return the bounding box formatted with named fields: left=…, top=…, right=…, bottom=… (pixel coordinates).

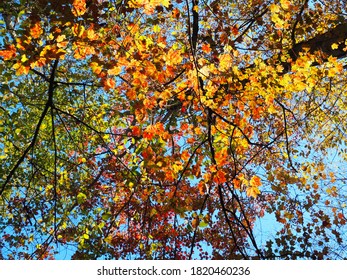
left=13, top=63, right=30, bottom=75
left=271, top=13, right=285, bottom=28
left=72, top=24, right=85, bottom=37
left=246, top=185, right=260, bottom=198
left=90, top=62, right=102, bottom=74
left=280, top=0, right=290, bottom=10
left=173, top=163, right=183, bottom=173
left=270, top=3, right=280, bottom=13
left=331, top=43, right=339, bottom=50
left=219, top=53, right=232, bottom=71
left=87, top=28, right=98, bottom=40
left=128, top=0, right=143, bottom=8
left=56, top=34, right=66, bottom=43
left=104, top=235, right=113, bottom=245
left=21, top=54, right=28, bottom=63
left=268, top=104, right=277, bottom=114
left=107, top=66, right=121, bottom=76
left=246, top=175, right=262, bottom=198
left=165, top=48, right=182, bottom=66
left=160, top=0, right=171, bottom=8
left=153, top=25, right=161, bottom=33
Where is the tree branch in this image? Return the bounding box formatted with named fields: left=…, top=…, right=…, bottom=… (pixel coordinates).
left=0, top=60, right=59, bottom=196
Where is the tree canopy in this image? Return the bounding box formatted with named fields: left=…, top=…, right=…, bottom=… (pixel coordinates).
left=1, top=0, right=347, bottom=259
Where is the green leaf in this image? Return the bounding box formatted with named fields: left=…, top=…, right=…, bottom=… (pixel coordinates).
left=102, top=213, right=112, bottom=220
left=77, top=193, right=87, bottom=204
left=199, top=221, right=208, bottom=228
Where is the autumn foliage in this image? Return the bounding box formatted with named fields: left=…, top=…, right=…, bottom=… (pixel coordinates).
left=1, top=0, right=347, bottom=259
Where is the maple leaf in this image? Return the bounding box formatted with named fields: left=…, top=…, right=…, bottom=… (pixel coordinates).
left=197, top=181, right=207, bottom=195
left=213, top=170, right=227, bottom=184
left=87, top=27, right=98, bottom=41
left=201, top=43, right=212, bottom=53
left=280, top=0, right=291, bottom=10
left=30, top=22, right=43, bottom=39
left=219, top=53, right=232, bottom=71
left=231, top=26, right=239, bottom=36
left=131, top=126, right=142, bottom=137
left=0, top=45, right=16, bottom=60
left=165, top=48, right=182, bottom=66
left=56, top=35, right=68, bottom=48
left=107, top=66, right=122, bottom=76
left=90, top=62, right=102, bottom=74
left=126, top=88, right=137, bottom=100
left=72, top=0, right=87, bottom=16
left=246, top=176, right=262, bottom=198
left=143, top=126, right=155, bottom=140
left=158, top=0, right=171, bottom=8
left=72, top=24, right=85, bottom=37
left=214, top=148, right=228, bottom=166
left=144, top=61, right=157, bottom=76
left=103, top=78, right=115, bottom=90
left=143, top=122, right=166, bottom=140
left=181, top=150, right=190, bottom=161
left=12, top=62, right=30, bottom=75
left=246, top=185, right=260, bottom=199
left=331, top=43, right=339, bottom=50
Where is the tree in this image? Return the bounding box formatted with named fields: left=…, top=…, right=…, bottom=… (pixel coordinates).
left=1, top=0, right=347, bottom=260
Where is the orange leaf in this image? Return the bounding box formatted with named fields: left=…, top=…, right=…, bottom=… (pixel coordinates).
left=181, top=123, right=189, bottom=130
left=131, top=126, right=141, bottom=137
left=201, top=43, right=212, bottom=53
left=144, top=61, right=157, bottom=77
left=141, top=147, right=153, bottom=160
left=233, top=178, right=242, bottom=189
left=215, top=147, right=228, bottom=166
left=250, top=175, right=262, bottom=187
left=231, top=26, right=239, bottom=35
left=181, top=150, right=190, bottom=161
left=30, top=22, right=43, bottom=39
left=0, top=45, right=16, bottom=60
left=90, top=62, right=102, bottom=74
left=213, top=170, right=227, bottom=184
left=72, top=0, right=87, bottom=16
left=197, top=181, right=206, bottom=195
left=143, top=128, right=154, bottom=140
left=13, top=63, right=30, bottom=76
left=165, top=48, right=182, bottom=66
left=103, top=78, right=115, bottom=90
left=246, top=176, right=262, bottom=198
left=126, top=88, right=137, bottom=100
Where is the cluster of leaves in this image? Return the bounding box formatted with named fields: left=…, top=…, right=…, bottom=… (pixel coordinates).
left=1, top=0, right=347, bottom=259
